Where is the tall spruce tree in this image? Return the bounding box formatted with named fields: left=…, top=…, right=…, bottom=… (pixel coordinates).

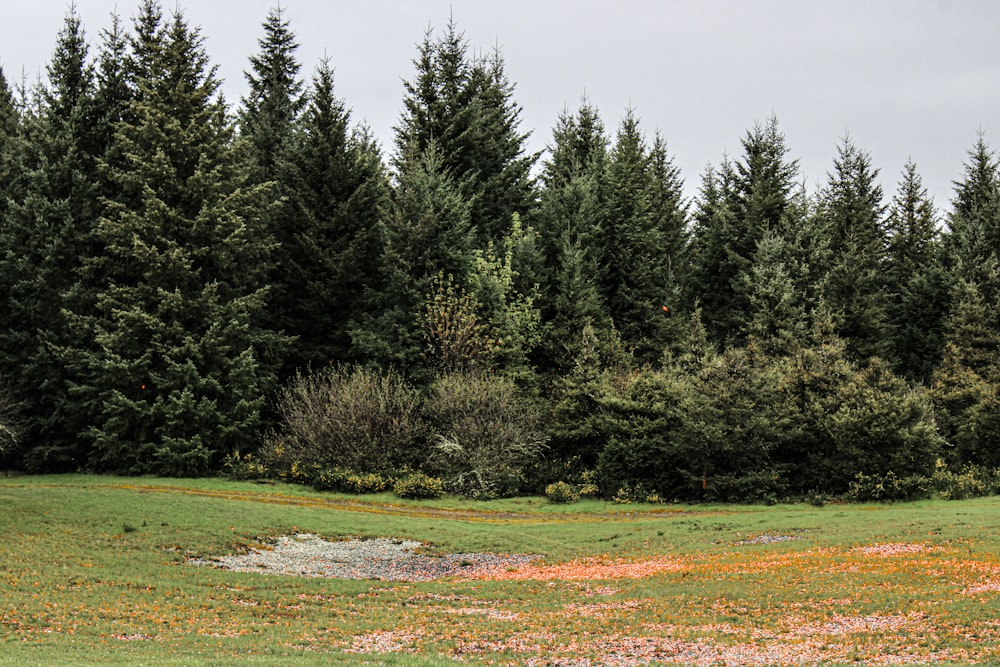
left=350, top=142, right=476, bottom=378
left=394, top=18, right=535, bottom=244
left=240, top=5, right=304, bottom=185
left=534, top=100, right=609, bottom=373
left=0, top=66, right=18, bottom=217
left=0, top=8, right=103, bottom=470
left=885, top=160, right=950, bottom=380
left=62, top=5, right=281, bottom=475
left=686, top=116, right=799, bottom=346
left=277, top=59, right=389, bottom=373
left=818, top=136, right=892, bottom=362
left=944, top=134, right=1000, bottom=299
left=599, top=110, right=687, bottom=363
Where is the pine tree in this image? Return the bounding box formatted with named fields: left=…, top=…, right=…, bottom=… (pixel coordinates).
left=277, top=59, right=389, bottom=374
left=394, top=17, right=535, bottom=245
left=818, top=136, right=892, bottom=362
left=885, top=160, right=950, bottom=380
left=63, top=6, right=282, bottom=475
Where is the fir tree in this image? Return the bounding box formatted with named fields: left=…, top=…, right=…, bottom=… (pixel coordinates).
left=63, top=6, right=281, bottom=475
left=394, top=17, right=535, bottom=244
left=944, top=134, right=1000, bottom=299
left=0, top=7, right=102, bottom=470
left=351, top=142, right=476, bottom=378
left=240, top=4, right=305, bottom=184
left=885, top=160, right=950, bottom=380
left=686, top=116, right=799, bottom=346
left=277, top=59, right=389, bottom=374
left=818, top=136, right=892, bottom=362
left=533, top=100, right=609, bottom=373
left=599, top=110, right=687, bottom=363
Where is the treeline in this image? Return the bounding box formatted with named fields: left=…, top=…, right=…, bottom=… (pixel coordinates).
left=1, top=3, right=999, bottom=502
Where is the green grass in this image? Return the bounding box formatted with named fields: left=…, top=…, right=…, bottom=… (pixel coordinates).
left=3, top=474, right=1000, bottom=665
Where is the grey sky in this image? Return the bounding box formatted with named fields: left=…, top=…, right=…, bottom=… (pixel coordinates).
left=2, top=1, right=998, bottom=214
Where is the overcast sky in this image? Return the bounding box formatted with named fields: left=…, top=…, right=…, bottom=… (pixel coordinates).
left=2, top=1, right=998, bottom=214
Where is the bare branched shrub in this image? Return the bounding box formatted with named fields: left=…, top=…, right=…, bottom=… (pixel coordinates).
left=0, top=377, right=19, bottom=457
left=423, top=371, right=547, bottom=498
left=262, top=365, right=424, bottom=474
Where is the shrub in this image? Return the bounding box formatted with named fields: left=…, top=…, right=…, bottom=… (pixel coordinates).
left=930, top=459, right=1000, bottom=500
left=545, top=481, right=580, bottom=504
left=846, top=470, right=932, bottom=502
left=394, top=472, right=445, bottom=499
left=261, top=365, right=424, bottom=475
left=423, top=371, right=547, bottom=498
left=0, top=376, right=19, bottom=458
left=223, top=451, right=270, bottom=480
left=310, top=468, right=389, bottom=494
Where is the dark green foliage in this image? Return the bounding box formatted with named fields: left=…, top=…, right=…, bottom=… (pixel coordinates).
left=885, top=160, right=951, bottom=380
left=930, top=280, right=1000, bottom=468
left=944, top=134, right=1000, bottom=293
left=351, top=142, right=476, bottom=376
left=274, top=60, right=388, bottom=375
left=240, top=5, right=305, bottom=184
left=686, top=116, right=800, bottom=346
left=533, top=100, right=610, bottom=374
left=394, top=18, right=536, bottom=245
left=598, top=111, right=687, bottom=363
left=61, top=6, right=282, bottom=476
left=0, top=8, right=104, bottom=470
left=818, top=136, right=892, bottom=362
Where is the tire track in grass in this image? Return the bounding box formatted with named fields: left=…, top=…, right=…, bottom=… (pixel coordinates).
left=40, top=482, right=695, bottom=525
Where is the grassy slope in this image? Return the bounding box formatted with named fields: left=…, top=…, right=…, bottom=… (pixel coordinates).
left=2, top=475, right=1000, bottom=665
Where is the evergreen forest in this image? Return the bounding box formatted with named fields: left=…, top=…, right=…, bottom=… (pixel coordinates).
left=2, top=3, right=1000, bottom=503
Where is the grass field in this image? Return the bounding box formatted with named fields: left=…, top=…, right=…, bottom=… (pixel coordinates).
left=2, top=475, right=1000, bottom=665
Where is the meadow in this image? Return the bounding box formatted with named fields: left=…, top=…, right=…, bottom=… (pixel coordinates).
left=2, top=475, right=1000, bottom=666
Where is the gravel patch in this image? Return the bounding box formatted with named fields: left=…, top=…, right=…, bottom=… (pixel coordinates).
left=189, top=534, right=539, bottom=582
left=736, top=534, right=800, bottom=546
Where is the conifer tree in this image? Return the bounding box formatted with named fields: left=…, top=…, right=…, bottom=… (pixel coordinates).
left=350, top=142, right=476, bottom=378
left=686, top=116, right=799, bottom=345
left=598, top=110, right=687, bottom=363
left=63, top=5, right=281, bottom=475
left=818, top=136, right=892, bottom=362
left=533, top=100, right=609, bottom=373
left=0, top=7, right=102, bottom=470
left=240, top=5, right=304, bottom=185
left=394, top=18, right=535, bottom=244
left=0, top=66, right=18, bottom=216
left=944, top=134, right=1000, bottom=299
left=885, top=160, right=950, bottom=380
left=277, top=59, right=389, bottom=373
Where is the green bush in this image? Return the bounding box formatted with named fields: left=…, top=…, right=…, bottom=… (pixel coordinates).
left=394, top=472, right=445, bottom=499
left=544, top=481, right=580, bottom=504
left=930, top=459, right=1000, bottom=500
left=223, top=451, right=270, bottom=480
left=261, top=365, right=425, bottom=474
left=846, top=470, right=932, bottom=502
left=309, top=468, right=389, bottom=494
left=423, top=371, right=547, bottom=498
